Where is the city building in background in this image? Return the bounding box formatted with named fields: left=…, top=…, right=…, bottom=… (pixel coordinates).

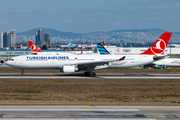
left=7, top=33, right=12, bottom=48
left=44, top=33, right=51, bottom=48
left=3, top=32, right=8, bottom=48
left=3, top=32, right=11, bottom=48
left=10, top=30, right=16, bottom=49
left=35, top=29, right=43, bottom=47
left=0, top=32, right=3, bottom=48
left=1, top=31, right=15, bottom=49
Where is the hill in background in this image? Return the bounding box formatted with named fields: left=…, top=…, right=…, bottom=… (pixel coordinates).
left=16, top=28, right=180, bottom=44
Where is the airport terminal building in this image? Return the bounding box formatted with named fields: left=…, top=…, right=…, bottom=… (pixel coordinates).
left=0, top=50, right=31, bottom=61
left=106, top=47, right=180, bottom=55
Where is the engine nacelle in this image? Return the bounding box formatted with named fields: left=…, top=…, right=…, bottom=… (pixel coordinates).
left=0, top=60, right=4, bottom=64
left=62, top=65, right=78, bottom=73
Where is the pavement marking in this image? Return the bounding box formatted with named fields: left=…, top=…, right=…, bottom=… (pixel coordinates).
left=86, top=105, right=92, bottom=107
left=1, top=76, right=180, bottom=79
left=0, top=118, right=157, bottom=120
left=1, top=73, right=180, bottom=79
left=0, top=109, right=140, bottom=111
left=165, top=115, right=179, bottom=118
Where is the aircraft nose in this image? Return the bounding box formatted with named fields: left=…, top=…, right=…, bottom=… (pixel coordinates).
left=5, top=61, right=11, bottom=66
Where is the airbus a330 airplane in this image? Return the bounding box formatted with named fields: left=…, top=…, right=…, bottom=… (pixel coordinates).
left=6, top=32, right=172, bottom=76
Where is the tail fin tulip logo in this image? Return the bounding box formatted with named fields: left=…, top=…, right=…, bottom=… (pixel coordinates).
left=31, top=45, right=37, bottom=52
left=150, top=39, right=166, bottom=55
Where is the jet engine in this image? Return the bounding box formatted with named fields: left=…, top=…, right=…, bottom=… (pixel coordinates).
left=0, top=60, right=4, bottom=64
left=62, top=65, right=78, bottom=73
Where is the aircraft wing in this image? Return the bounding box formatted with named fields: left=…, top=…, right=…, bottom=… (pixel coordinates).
left=72, top=56, right=126, bottom=67
left=153, top=55, right=167, bottom=61
left=77, top=60, right=115, bottom=67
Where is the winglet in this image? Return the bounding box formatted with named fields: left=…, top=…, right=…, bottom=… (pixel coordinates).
left=28, top=41, right=43, bottom=52
left=97, top=43, right=110, bottom=55
left=118, top=56, right=126, bottom=61
left=140, top=32, right=172, bottom=55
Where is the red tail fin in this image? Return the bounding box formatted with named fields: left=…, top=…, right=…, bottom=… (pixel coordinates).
left=140, top=32, right=172, bottom=55
left=28, top=41, right=43, bottom=52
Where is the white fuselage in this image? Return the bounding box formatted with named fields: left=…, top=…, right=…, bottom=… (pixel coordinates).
left=6, top=53, right=154, bottom=70
left=153, top=58, right=180, bottom=67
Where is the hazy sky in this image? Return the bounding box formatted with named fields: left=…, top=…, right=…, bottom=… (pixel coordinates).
left=0, top=0, right=179, bottom=33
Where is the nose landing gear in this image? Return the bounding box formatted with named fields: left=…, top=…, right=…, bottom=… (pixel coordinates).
left=21, top=69, right=25, bottom=75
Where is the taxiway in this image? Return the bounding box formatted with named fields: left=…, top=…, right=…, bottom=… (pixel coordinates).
left=0, top=73, right=180, bottom=79
left=0, top=105, right=179, bottom=119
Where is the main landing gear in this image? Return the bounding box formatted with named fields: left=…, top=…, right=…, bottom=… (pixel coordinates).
left=84, top=71, right=96, bottom=77
left=84, top=67, right=96, bottom=77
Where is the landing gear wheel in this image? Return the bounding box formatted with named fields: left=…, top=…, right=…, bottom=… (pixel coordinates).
left=90, top=72, right=96, bottom=77
left=84, top=72, right=96, bottom=77
left=84, top=72, right=89, bottom=76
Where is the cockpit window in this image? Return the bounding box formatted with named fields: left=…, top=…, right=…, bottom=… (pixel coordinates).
left=9, top=59, right=14, bottom=61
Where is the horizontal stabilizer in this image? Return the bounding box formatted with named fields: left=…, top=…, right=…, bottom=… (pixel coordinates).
left=118, top=56, right=126, bottom=61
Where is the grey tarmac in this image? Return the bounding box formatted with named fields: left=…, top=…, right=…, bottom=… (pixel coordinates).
left=0, top=105, right=179, bottom=120
left=0, top=73, right=180, bottom=79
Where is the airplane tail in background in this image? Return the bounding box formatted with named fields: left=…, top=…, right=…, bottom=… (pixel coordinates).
left=97, top=43, right=110, bottom=55
left=28, top=41, right=43, bottom=52
left=69, top=42, right=74, bottom=46
left=140, top=32, right=172, bottom=55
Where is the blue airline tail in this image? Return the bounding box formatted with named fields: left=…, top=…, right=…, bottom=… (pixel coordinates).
left=97, top=43, right=110, bottom=55
left=69, top=42, right=75, bottom=46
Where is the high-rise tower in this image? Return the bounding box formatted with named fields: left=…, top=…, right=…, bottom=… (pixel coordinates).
left=44, top=33, right=51, bottom=48
left=3, top=32, right=11, bottom=48
left=0, top=32, right=3, bottom=48
left=35, top=29, right=43, bottom=47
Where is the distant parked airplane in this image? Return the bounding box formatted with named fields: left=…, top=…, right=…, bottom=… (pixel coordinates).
left=61, top=42, right=78, bottom=50
left=153, top=58, right=180, bottom=68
